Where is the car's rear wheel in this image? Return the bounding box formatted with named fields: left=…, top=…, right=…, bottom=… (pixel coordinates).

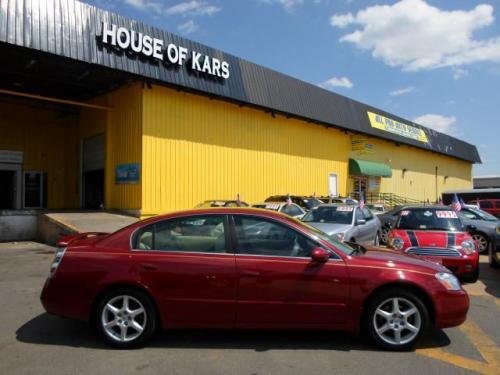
left=489, top=245, right=500, bottom=268
left=472, top=233, right=489, bottom=254
left=380, top=226, right=390, bottom=245
left=366, top=289, right=428, bottom=351
left=96, top=288, right=157, bottom=348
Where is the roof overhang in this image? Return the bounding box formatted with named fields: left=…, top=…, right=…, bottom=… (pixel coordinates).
left=349, top=159, right=392, bottom=178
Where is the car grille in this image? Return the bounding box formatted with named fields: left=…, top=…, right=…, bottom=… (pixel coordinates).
left=406, top=247, right=461, bottom=257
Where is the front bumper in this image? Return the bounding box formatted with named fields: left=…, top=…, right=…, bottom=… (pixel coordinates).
left=434, top=289, right=469, bottom=329
left=410, top=251, right=480, bottom=280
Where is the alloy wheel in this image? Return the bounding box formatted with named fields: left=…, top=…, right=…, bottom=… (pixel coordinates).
left=472, top=234, right=488, bottom=254
left=372, top=297, right=421, bottom=346
left=380, top=227, right=389, bottom=244
left=101, top=295, right=147, bottom=343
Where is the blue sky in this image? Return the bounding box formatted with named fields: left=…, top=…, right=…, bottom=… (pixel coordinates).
left=89, top=0, right=500, bottom=176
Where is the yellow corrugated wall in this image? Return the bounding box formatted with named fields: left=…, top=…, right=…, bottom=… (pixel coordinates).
left=104, top=84, right=143, bottom=211
left=141, top=85, right=350, bottom=216
left=348, top=137, right=472, bottom=202
left=0, top=101, right=79, bottom=208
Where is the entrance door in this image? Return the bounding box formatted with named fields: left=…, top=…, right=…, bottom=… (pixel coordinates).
left=328, top=173, right=338, bottom=197
left=24, top=171, right=43, bottom=208
left=82, top=134, right=105, bottom=209
left=0, top=163, right=22, bottom=209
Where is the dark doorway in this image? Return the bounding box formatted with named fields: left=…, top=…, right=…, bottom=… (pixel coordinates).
left=82, top=134, right=105, bottom=209
left=83, top=169, right=104, bottom=209
left=0, top=170, right=16, bottom=209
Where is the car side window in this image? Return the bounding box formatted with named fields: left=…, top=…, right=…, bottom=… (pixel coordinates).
left=362, top=208, right=374, bottom=221
left=355, top=208, right=365, bottom=222
left=233, top=216, right=316, bottom=258
left=135, top=215, right=227, bottom=253
left=281, top=204, right=303, bottom=216
left=459, top=209, right=478, bottom=220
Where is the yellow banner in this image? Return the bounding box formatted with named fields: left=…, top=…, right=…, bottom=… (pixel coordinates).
left=367, top=111, right=428, bottom=143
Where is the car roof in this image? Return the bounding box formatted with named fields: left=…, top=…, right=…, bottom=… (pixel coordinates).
left=403, top=205, right=453, bottom=210
left=315, top=203, right=359, bottom=208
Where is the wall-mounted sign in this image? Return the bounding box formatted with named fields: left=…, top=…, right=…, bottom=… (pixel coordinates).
left=0, top=150, right=23, bottom=164
left=115, top=163, right=140, bottom=184
left=367, top=111, right=428, bottom=143
left=100, top=22, right=230, bottom=80
left=368, top=176, right=381, bottom=192
left=351, top=136, right=374, bottom=155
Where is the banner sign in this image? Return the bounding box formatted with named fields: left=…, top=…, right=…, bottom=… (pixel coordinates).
left=367, top=111, right=428, bottom=143
left=115, top=163, right=140, bottom=184
left=351, top=136, right=374, bottom=155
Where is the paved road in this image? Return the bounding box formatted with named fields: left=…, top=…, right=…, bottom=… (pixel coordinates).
left=0, top=242, right=498, bottom=375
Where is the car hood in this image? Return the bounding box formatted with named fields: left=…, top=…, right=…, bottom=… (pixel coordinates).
left=353, top=247, right=448, bottom=273
left=306, top=222, right=352, bottom=235
left=393, top=230, right=470, bottom=248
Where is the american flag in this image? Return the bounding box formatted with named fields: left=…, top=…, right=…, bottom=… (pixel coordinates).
left=236, top=193, right=242, bottom=207
left=451, top=193, right=462, bottom=212
left=359, top=193, right=365, bottom=209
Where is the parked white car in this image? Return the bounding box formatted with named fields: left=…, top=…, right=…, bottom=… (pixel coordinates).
left=252, top=202, right=306, bottom=219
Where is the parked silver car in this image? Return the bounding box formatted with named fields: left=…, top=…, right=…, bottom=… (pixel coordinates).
left=252, top=202, right=306, bottom=219
left=302, top=204, right=381, bottom=245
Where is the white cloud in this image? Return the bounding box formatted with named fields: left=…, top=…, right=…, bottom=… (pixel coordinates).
left=124, top=0, right=220, bottom=17
left=389, top=86, right=414, bottom=96
left=414, top=114, right=457, bottom=134
left=178, top=20, right=198, bottom=34
left=319, top=76, right=353, bottom=89
left=263, top=0, right=325, bottom=11
left=452, top=67, right=468, bottom=80
left=330, top=0, right=500, bottom=72
left=165, top=1, right=220, bottom=16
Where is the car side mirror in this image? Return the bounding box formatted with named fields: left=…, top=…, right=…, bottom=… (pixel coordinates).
left=311, top=247, right=330, bottom=263
left=356, top=219, right=366, bottom=226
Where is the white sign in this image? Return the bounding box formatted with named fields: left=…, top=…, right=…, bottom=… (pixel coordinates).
left=0, top=150, right=23, bottom=164
left=100, top=22, right=230, bottom=79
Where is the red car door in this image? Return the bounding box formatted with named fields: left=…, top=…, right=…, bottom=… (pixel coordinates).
left=231, top=215, right=350, bottom=328
left=131, top=214, right=237, bottom=328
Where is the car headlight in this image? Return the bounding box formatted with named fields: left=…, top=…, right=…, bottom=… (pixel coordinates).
left=50, top=247, right=67, bottom=276
left=335, top=232, right=345, bottom=241
left=461, top=240, right=475, bottom=255
left=391, top=236, right=404, bottom=250
left=435, top=272, right=461, bottom=291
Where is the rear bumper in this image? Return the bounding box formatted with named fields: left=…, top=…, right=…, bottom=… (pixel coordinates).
left=40, top=276, right=90, bottom=321
left=434, top=289, right=469, bottom=329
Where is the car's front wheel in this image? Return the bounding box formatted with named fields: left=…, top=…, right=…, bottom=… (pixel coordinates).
left=366, top=289, right=428, bottom=351
left=95, top=288, right=157, bottom=348
left=472, top=233, right=489, bottom=254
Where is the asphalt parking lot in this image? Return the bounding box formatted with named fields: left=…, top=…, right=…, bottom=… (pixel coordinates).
left=0, top=242, right=498, bottom=375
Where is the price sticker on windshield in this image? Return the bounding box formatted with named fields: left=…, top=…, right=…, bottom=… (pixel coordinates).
left=337, top=206, right=354, bottom=212
left=265, top=203, right=280, bottom=210
left=400, top=210, right=410, bottom=216
left=436, top=210, right=457, bottom=218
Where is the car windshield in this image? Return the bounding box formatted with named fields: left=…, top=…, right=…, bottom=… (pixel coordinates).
left=467, top=207, right=498, bottom=221
left=302, top=206, right=354, bottom=224
left=396, top=208, right=465, bottom=231
left=303, top=197, right=323, bottom=210
left=288, top=217, right=358, bottom=255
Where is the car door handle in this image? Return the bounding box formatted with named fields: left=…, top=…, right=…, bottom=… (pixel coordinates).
left=139, top=263, right=159, bottom=271
left=241, top=270, right=260, bottom=277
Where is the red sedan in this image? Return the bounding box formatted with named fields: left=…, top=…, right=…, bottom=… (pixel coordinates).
left=41, top=208, right=469, bottom=350
left=387, top=206, right=479, bottom=283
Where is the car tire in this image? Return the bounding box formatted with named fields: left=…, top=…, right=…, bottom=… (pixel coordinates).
left=365, top=288, right=429, bottom=351
left=380, top=226, right=390, bottom=245
left=472, top=233, right=489, bottom=254
left=461, top=267, right=479, bottom=283
left=488, top=245, right=500, bottom=269
left=95, top=288, right=157, bottom=349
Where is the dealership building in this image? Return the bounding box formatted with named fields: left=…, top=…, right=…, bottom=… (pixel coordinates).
left=0, top=0, right=481, bottom=219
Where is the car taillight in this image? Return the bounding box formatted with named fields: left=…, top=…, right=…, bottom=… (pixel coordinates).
left=50, top=247, right=67, bottom=276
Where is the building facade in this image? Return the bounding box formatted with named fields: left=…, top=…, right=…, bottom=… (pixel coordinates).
left=0, top=0, right=480, bottom=218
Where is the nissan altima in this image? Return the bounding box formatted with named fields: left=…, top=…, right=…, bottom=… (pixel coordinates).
left=41, top=208, right=469, bottom=350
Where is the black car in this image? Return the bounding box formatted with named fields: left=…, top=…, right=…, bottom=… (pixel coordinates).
left=264, top=195, right=323, bottom=211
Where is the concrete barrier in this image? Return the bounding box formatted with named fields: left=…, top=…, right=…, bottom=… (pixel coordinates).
left=0, top=210, right=38, bottom=242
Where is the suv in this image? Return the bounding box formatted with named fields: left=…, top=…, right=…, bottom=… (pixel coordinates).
left=467, top=199, right=500, bottom=218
